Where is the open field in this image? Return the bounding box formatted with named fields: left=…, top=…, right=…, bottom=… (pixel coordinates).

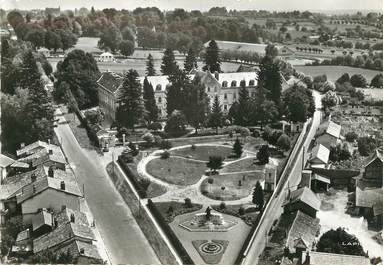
left=295, top=65, right=381, bottom=82
left=146, top=157, right=206, bottom=185
left=171, top=145, right=234, bottom=161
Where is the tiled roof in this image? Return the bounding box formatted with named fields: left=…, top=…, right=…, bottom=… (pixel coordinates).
left=364, top=147, right=383, bottom=168
left=32, top=210, right=53, bottom=231
left=57, top=240, right=102, bottom=261
left=18, top=146, right=66, bottom=167
left=286, top=211, right=320, bottom=252
left=17, top=177, right=82, bottom=204
left=33, top=221, right=95, bottom=253
left=0, top=154, right=15, bottom=167
left=310, top=144, right=330, bottom=165
left=302, top=251, right=370, bottom=265
left=285, top=187, right=321, bottom=211
left=97, top=71, right=123, bottom=93
left=16, top=141, right=55, bottom=157
left=16, top=228, right=31, bottom=242
left=56, top=208, right=89, bottom=227
left=316, top=121, right=341, bottom=139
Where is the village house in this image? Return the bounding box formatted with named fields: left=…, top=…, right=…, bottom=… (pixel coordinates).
left=283, top=187, right=321, bottom=218
left=354, top=148, right=383, bottom=230
left=308, top=144, right=330, bottom=169
left=299, top=169, right=330, bottom=193
left=98, top=52, right=115, bottom=62
left=0, top=153, right=15, bottom=183
left=300, top=251, right=370, bottom=265
left=315, top=120, right=342, bottom=149
left=264, top=164, right=277, bottom=192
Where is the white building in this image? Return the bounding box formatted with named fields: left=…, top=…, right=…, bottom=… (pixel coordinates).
left=98, top=52, right=115, bottom=62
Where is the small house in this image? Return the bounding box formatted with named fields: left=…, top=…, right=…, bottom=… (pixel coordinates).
left=315, top=121, right=341, bottom=149
left=283, top=187, right=321, bottom=218
left=309, top=144, right=330, bottom=169
left=0, top=154, right=15, bottom=182
left=98, top=52, right=115, bottom=62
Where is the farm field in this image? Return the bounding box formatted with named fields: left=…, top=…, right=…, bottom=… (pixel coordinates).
left=295, top=65, right=381, bottom=82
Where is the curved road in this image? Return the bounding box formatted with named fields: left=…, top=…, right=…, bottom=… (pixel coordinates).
left=242, top=90, right=322, bottom=265
left=54, top=108, right=159, bottom=265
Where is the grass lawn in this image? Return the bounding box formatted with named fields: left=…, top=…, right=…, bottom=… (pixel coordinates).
left=192, top=240, right=229, bottom=264
left=222, top=157, right=265, bottom=173
left=64, top=112, right=95, bottom=149
left=154, top=201, right=203, bottom=223
left=294, top=65, right=382, bottom=82
left=212, top=203, right=261, bottom=226
left=146, top=157, right=206, bottom=185
left=200, top=171, right=264, bottom=201
left=171, top=145, right=234, bottom=161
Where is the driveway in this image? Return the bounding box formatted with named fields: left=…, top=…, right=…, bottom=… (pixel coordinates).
left=54, top=108, right=159, bottom=265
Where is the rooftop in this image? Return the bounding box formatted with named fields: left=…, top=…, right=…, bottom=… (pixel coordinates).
left=355, top=185, right=383, bottom=216
left=16, top=141, right=57, bottom=157
left=284, top=187, right=321, bottom=212
left=302, top=251, right=370, bottom=265
left=58, top=240, right=102, bottom=261
left=32, top=209, right=53, bottom=231
left=310, top=144, right=330, bottom=165
left=316, top=121, right=341, bottom=139
left=0, top=154, right=15, bottom=168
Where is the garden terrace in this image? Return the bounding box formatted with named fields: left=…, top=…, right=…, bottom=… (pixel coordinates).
left=154, top=201, right=203, bottom=223
left=211, top=203, right=262, bottom=226
left=200, top=171, right=265, bottom=201
left=146, top=157, right=206, bottom=185
left=170, top=145, right=234, bottom=161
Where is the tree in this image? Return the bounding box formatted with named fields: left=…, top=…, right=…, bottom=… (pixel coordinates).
left=98, top=24, right=122, bottom=52
left=45, top=30, right=62, bottom=52
left=257, top=55, right=282, bottom=105
left=345, top=132, right=358, bottom=143
left=25, top=28, right=45, bottom=49
left=119, top=40, right=134, bottom=56
left=146, top=54, right=156, bottom=76
left=206, top=156, right=224, bottom=173
left=329, top=144, right=351, bottom=162
left=208, top=95, right=224, bottom=134
left=277, top=134, right=291, bottom=152
left=57, top=30, right=77, bottom=51
left=233, top=138, right=243, bottom=158
left=116, top=70, right=146, bottom=130
left=252, top=181, right=264, bottom=209
left=166, top=68, right=188, bottom=115
left=164, top=110, right=187, bottom=136
left=161, top=48, right=178, bottom=76
left=143, top=77, right=159, bottom=123
left=336, top=73, right=350, bottom=84
left=358, top=137, right=377, bottom=156
left=317, top=228, right=365, bottom=256
left=203, top=40, right=221, bottom=73
left=350, top=74, right=367, bottom=88
left=371, top=73, right=383, bottom=88
left=54, top=49, right=100, bottom=109
left=257, top=145, right=270, bottom=165
left=282, top=83, right=315, bottom=122
left=322, top=91, right=339, bottom=109
left=231, top=85, right=251, bottom=126
left=19, top=50, right=42, bottom=91
left=184, top=47, right=198, bottom=72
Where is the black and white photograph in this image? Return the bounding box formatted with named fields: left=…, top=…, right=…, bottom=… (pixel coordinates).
left=0, top=0, right=383, bottom=264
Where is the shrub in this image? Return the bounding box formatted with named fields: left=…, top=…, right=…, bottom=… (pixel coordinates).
left=148, top=122, right=162, bottom=131
left=257, top=145, right=270, bottom=165
left=159, top=140, right=172, bottom=150
left=142, top=132, right=155, bottom=146
left=345, top=132, right=358, bottom=142
left=161, top=150, right=170, bottom=159
left=207, top=178, right=214, bottom=184
left=128, top=142, right=139, bottom=156
left=238, top=206, right=245, bottom=215
left=219, top=202, right=226, bottom=210
left=184, top=198, right=192, bottom=208
left=276, top=133, right=291, bottom=151
left=191, top=144, right=196, bottom=151
left=350, top=74, right=367, bottom=88
left=167, top=206, right=174, bottom=214
left=371, top=73, right=383, bottom=88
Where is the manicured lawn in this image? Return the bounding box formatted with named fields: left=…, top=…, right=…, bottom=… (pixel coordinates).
left=146, top=157, right=206, bottom=185
left=294, top=65, right=381, bottom=82
left=200, top=172, right=264, bottom=201
left=154, top=201, right=203, bottom=223
left=212, top=204, right=260, bottom=226
left=171, top=145, right=234, bottom=161
left=221, top=157, right=265, bottom=173
left=192, top=240, right=229, bottom=264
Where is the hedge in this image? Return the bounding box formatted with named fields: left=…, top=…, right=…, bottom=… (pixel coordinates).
left=147, top=199, right=195, bottom=265
left=117, top=156, right=147, bottom=198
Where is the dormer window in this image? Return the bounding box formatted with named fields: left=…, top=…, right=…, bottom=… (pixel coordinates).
left=249, top=80, right=255, bottom=86
left=156, top=84, right=162, bottom=91
left=240, top=80, right=246, bottom=87
left=231, top=80, right=237, bottom=87
left=222, top=81, right=228, bottom=87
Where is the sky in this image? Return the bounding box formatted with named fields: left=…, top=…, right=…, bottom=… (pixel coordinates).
left=1, top=0, right=383, bottom=12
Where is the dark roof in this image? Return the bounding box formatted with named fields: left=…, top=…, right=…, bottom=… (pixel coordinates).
left=16, top=141, right=57, bottom=157
left=32, top=210, right=53, bottom=231
left=58, top=240, right=102, bottom=261
left=18, top=146, right=66, bottom=167
left=97, top=72, right=123, bottom=93
left=284, top=187, right=321, bottom=211
left=302, top=251, right=370, bottom=265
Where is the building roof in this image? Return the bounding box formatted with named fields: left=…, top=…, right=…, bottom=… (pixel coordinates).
left=57, top=240, right=102, bottom=261
left=10, top=161, right=30, bottom=168
left=284, top=187, right=321, bottom=211
left=16, top=228, right=31, bottom=242
left=316, top=121, right=341, bottom=139
left=310, top=144, right=330, bottom=165
left=16, top=141, right=53, bottom=157
left=364, top=147, right=383, bottom=168
left=312, top=173, right=331, bottom=184
left=16, top=177, right=82, bottom=204
left=32, top=210, right=53, bottom=231
left=355, top=185, right=383, bottom=216
left=0, top=154, right=15, bottom=168
left=17, top=146, right=66, bottom=168
left=100, top=52, right=114, bottom=57
left=302, top=251, right=370, bottom=265
left=286, top=211, right=320, bottom=252
left=97, top=71, right=124, bottom=93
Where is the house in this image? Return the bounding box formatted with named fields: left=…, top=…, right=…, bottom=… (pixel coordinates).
left=355, top=148, right=383, bottom=230
left=96, top=128, right=117, bottom=149
left=11, top=228, right=32, bottom=257
left=301, top=251, right=370, bottom=265
left=285, top=211, right=320, bottom=255
left=31, top=209, right=54, bottom=237
left=308, top=144, right=330, bottom=169
left=283, top=187, right=321, bottom=218
left=33, top=207, right=102, bottom=264
left=98, top=52, right=115, bottom=62
left=264, top=164, right=277, bottom=192
left=17, top=176, right=82, bottom=223
left=0, top=153, right=15, bottom=182
left=315, top=121, right=342, bottom=149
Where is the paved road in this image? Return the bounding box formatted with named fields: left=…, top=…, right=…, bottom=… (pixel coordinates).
left=242, top=90, right=322, bottom=265
left=54, top=108, right=160, bottom=265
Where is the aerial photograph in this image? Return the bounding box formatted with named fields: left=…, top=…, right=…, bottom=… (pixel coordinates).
left=0, top=0, right=382, bottom=264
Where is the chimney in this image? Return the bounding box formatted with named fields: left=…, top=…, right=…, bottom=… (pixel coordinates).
left=70, top=213, right=75, bottom=223
left=48, top=167, right=54, bottom=178
left=61, top=205, right=66, bottom=211
left=31, top=173, right=37, bottom=182
left=20, top=142, right=25, bottom=149
left=79, top=248, right=85, bottom=254
left=48, top=149, right=53, bottom=155
left=60, top=181, right=65, bottom=190
left=304, top=251, right=310, bottom=265
left=48, top=139, right=51, bottom=145
left=53, top=217, right=58, bottom=228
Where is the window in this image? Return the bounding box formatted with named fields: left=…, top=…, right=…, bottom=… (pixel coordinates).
left=158, top=97, right=162, bottom=103
left=224, top=105, right=227, bottom=111
left=222, top=81, right=228, bottom=87
left=233, top=93, right=237, bottom=99
left=224, top=93, right=227, bottom=100
left=240, top=80, right=246, bottom=87
left=156, top=84, right=162, bottom=91
left=249, top=80, right=255, bottom=86
left=231, top=80, right=237, bottom=87
left=207, top=87, right=211, bottom=92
